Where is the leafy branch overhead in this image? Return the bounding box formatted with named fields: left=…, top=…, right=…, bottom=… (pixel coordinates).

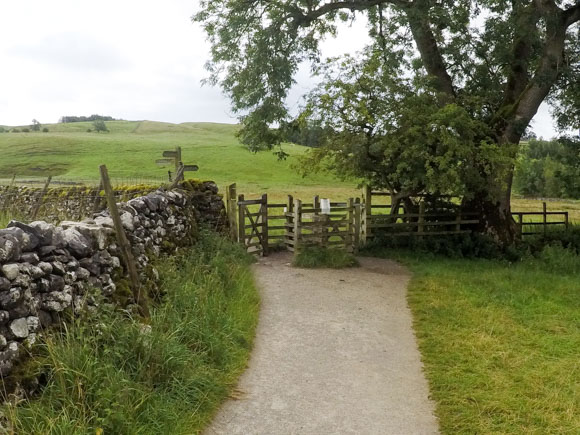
left=194, top=0, right=580, bottom=243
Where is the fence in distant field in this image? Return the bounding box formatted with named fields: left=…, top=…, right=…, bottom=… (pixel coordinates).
left=0, top=174, right=167, bottom=224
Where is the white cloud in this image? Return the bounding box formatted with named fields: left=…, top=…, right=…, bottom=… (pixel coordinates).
left=0, top=0, right=561, bottom=139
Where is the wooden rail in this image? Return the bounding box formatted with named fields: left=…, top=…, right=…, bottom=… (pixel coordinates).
left=512, top=202, right=569, bottom=236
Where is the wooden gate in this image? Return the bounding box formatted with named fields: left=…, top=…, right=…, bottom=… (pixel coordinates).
left=237, top=194, right=269, bottom=256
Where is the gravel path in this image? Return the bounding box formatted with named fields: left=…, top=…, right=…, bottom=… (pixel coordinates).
left=205, top=252, right=439, bottom=435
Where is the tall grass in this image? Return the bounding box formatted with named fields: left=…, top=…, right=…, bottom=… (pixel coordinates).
left=3, top=232, right=259, bottom=434
left=368, top=246, right=580, bottom=434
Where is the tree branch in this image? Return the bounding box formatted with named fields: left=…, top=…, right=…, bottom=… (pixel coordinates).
left=502, top=3, right=540, bottom=107
left=404, top=4, right=456, bottom=101
left=563, top=3, right=580, bottom=27
left=294, top=0, right=410, bottom=26
left=502, top=4, right=568, bottom=142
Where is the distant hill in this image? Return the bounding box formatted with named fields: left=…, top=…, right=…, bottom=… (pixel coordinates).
left=0, top=120, right=348, bottom=196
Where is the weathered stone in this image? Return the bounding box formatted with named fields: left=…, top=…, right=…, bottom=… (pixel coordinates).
left=20, top=252, right=40, bottom=264
left=76, top=267, right=90, bottom=281
left=66, top=259, right=79, bottom=270
left=0, top=334, right=7, bottom=348
left=79, top=258, right=100, bottom=276
left=52, top=261, right=66, bottom=276
left=26, top=316, right=40, bottom=333
left=94, top=216, right=114, bottom=228
left=0, top=311, right=9, bottom=324
left=13, top=274, right=30, bottom=288
left=49, top=275, right=65, bottom=292
left=27, top=265, right=45, bottom=280
left=38, top=262, right=53, bottom=274
left=38, top=278, right=51, bottom=293
left=6, top=221, right=40, bottom=250
left=1, top=264, right=20, bottom=281
left=38, top=245, right=57, bottom=258
left=62, top=228, right=93, bottom=258
left=0, top=289, right=22, bottom=309
left=64, top=271, right=77, bottom=284
left=29, top=221, right=55, bottom=246
left=0, top=277, right=10, bottom=292
left=0, top=235, right=21, bottom=263
left=38, top=310, right=53, bottom=327
left=127, top=198, right=147, bottom=212
left=121, top=212, right=134, bottom=231
left=9, top=318, right=29, bottom=338
left=61, top=222, right=112, bottom=251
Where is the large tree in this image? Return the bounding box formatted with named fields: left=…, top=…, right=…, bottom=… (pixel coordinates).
left=194, top=0, right=580, bottom=243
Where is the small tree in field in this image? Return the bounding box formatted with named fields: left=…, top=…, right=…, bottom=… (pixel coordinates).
left=92, top=119, right=109, bottom=133
left=31, top=119, right=41, bottom=131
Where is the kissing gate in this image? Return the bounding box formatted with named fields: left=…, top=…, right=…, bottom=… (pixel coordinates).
left=224, top=184, right=362, bottom=256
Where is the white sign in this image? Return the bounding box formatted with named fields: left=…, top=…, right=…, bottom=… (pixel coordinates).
left=321, top=198, right=331, bottom=215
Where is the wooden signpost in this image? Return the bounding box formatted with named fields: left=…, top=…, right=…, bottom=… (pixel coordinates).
left=156, top=146, right=198, bottom=182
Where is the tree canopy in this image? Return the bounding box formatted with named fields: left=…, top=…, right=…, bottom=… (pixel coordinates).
left=194, top=0, right=580, bottom=242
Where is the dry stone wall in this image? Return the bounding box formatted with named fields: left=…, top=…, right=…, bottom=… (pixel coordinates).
left=0, top=182, right=226, bottom=376
left=0, top=180, right=225, bottom=228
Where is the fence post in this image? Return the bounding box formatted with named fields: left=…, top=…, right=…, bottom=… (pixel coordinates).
left=2, top=174, right=16, bottom=214
left=99, top=165, right=149, bottom=318
left=518, top=212, right=523, bottom=237
left=226, top=184, right=237, bottom=241
left=175, top=146, right=183, bottom=181
left=285, top=195, right=294, bottom=251
left=346, top=198, right=354, bottom=253
left=30, top=175, right=52, bottom=220
left=418, top=201, right=425, bottom=236
left=455, top=211, right=461, bottom=233
left=92, top=180, right=104, bottom=213
left=261, top=194, right=269, bottom=256
left=565, top=212, right=569, bottom=232
left=238, top=194, right=245, bottom=248
left=294, top=199, right=302, bottom=253
left=354, top=198, right=361, bottom=253
left=543, top=202, right=547, bottom=236
left=313, top=195, right=320, bottom=244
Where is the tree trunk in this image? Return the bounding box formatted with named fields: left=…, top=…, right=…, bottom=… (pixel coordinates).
left=465, top=134, right=520, bottom=245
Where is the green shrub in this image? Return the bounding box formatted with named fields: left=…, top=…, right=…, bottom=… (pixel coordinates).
left=3, top=232, right=259, bottom=434
left=42, top=127, right=49, bottom=133
left=293, top=246, right=359, bottom=268
left=367, top=232, right=505, bottom=260
left=11, top=128, right=20, bottom=133
left=21, top=128, right=30, bottom=133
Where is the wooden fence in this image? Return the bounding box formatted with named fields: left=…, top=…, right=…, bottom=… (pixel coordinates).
left=227, top=184, right=572, bottom=256
left=513, top=202, right=569, bottom=236
left=228, top=185, right=361, bottom=255
left=361, top=187, right=479, bottom=241
left=285, top=197, right=361, bottom=253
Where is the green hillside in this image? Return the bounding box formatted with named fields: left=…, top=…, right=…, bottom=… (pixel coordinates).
left=0, top=121, right=354, bottom=198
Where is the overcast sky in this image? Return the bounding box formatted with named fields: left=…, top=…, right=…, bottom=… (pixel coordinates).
left=0, top=0, right=559, bottom=138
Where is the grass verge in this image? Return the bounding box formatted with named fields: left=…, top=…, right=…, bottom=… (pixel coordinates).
left=366, top=245, right=580, bottom=434
left=293, top=246, right=359, bottom=269
left=2, top=232, right=260, bottom=434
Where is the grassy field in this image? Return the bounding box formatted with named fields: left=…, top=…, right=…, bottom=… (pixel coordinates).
left=1, top=120, right=578, bottom=222
left=0, top=120, right=353, bottom=198
left=367, top=246, right=580, bottom=434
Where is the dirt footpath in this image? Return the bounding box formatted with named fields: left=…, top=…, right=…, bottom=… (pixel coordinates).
left=205, top=252, right=439, bottom=435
